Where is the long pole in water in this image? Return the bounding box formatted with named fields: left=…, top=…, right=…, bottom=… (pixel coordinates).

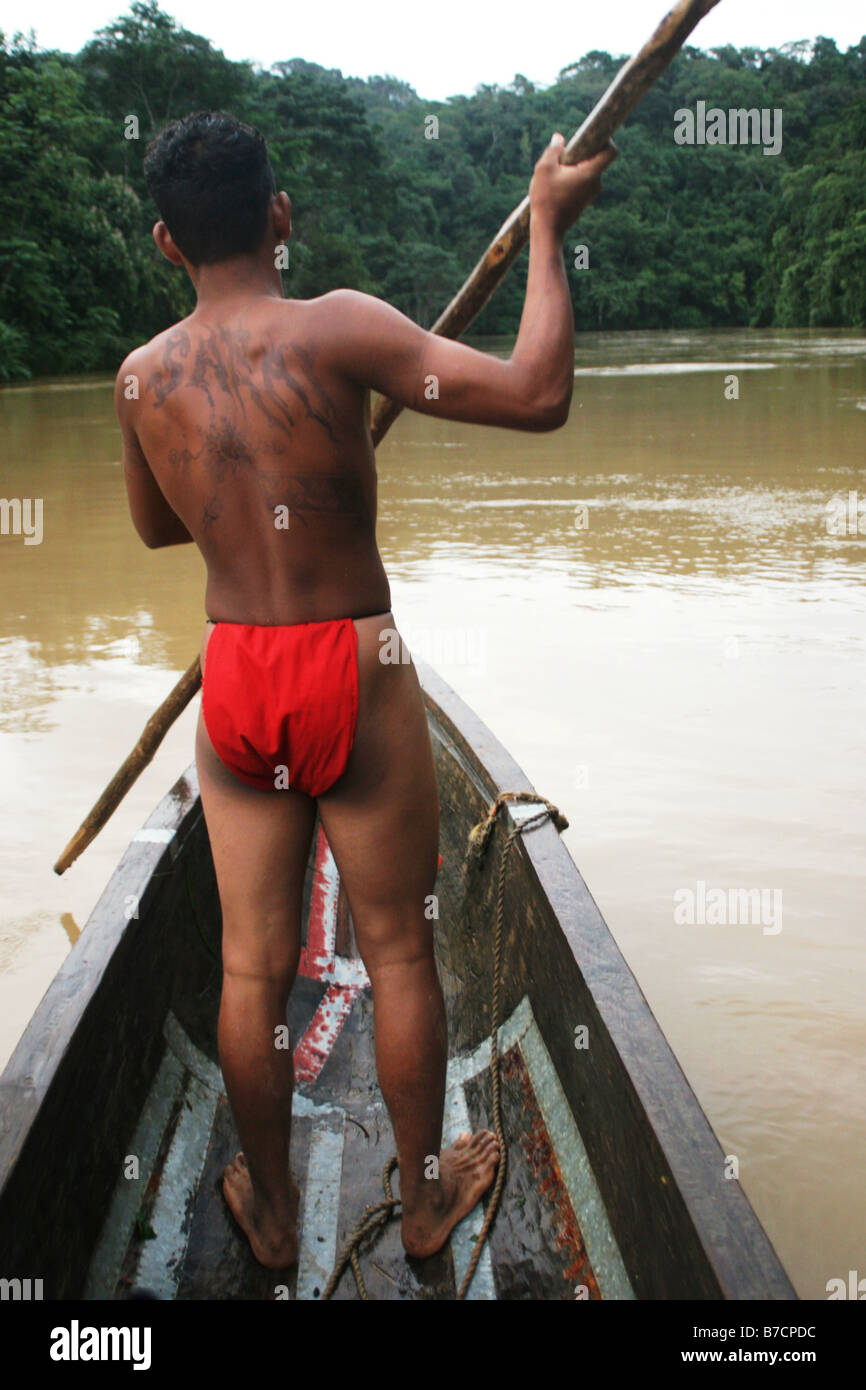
left=53, top=0, right=722, bottom=875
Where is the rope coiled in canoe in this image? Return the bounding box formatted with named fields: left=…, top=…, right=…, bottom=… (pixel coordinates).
left=321, top=790, right=568, bottom=1301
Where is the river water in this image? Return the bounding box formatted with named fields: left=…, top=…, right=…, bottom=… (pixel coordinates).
left=1, top=328, right=863, bottom=1299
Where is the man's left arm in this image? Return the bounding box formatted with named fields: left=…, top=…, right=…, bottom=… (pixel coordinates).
left=115, top=356, right=193, bottom=549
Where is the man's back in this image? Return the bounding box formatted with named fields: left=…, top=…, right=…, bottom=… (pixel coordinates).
left=124, top=294, right=390, bottom=625
left=119, top=126, right=612, bottom=627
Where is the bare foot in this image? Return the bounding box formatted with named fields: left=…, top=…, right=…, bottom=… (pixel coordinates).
left=401, top=1130, right=500, bottom=1259
left=222, top=1153, right=300, bottom=1269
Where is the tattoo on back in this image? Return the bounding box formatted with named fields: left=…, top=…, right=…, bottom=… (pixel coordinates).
left=144, top=318, right=366, bottom=534
left=148, top=325, right=337, bottom=439
left=203, top=420, right=255, bottom=481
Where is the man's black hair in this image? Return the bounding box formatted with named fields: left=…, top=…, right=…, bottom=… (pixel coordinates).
left=144, top=111, right=277, bottom=266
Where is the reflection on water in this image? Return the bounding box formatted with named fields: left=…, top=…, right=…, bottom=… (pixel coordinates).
left=1, top=328, right=864, bottom=1298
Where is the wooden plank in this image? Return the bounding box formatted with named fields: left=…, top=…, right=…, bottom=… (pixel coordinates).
left=296, top=1118, right=345, bottom=1300
left=175, top=1093, right=301, bottom=1301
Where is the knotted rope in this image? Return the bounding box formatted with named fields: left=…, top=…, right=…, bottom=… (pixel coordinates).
left=321, top=790, right=567, bottom=1300
left=320, top=1156, right=399, bottom=1300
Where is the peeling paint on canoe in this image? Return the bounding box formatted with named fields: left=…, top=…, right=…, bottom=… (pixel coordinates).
left=294, top=982, right=365, bottom=1085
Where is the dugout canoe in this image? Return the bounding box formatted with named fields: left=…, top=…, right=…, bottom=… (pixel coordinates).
left=0, top=661, right=795, bottom=1300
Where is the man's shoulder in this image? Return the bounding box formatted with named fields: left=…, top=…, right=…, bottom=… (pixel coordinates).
left=315, top=287, right=374, bottom=310
left=302, top=288, right=390, bottom=328
left=114, top=322, right=191, bottom=406
left=297, top=291, right=414, bottom=366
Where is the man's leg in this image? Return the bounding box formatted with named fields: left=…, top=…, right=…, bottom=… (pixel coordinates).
left=318, top=612, right=499, bottom=1257
left=196, top=628, right=317, bottom=1267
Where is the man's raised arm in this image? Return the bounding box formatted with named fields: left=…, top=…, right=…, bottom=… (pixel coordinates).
left=328, top=134, right=616, bottom=433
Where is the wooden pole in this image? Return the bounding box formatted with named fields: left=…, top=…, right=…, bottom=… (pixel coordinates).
left=53, top=657, right=202, bottom=874
left=53, top=0, right=721, bottom=874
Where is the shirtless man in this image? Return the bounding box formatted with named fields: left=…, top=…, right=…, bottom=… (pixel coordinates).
left=116, top=111, right=614, bottom=1271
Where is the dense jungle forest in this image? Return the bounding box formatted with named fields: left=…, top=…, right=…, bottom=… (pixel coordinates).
left=0, top=1, right=864, bottom=379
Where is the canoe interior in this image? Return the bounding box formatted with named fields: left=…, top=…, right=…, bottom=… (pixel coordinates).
left=0, top=662, right=796, bottom=1301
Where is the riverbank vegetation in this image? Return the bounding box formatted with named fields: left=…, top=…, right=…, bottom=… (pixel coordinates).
left=1, top=2, right=864, bottom=378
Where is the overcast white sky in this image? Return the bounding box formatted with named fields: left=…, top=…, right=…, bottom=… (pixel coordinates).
left=2, top=1, right=864, bottom=100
